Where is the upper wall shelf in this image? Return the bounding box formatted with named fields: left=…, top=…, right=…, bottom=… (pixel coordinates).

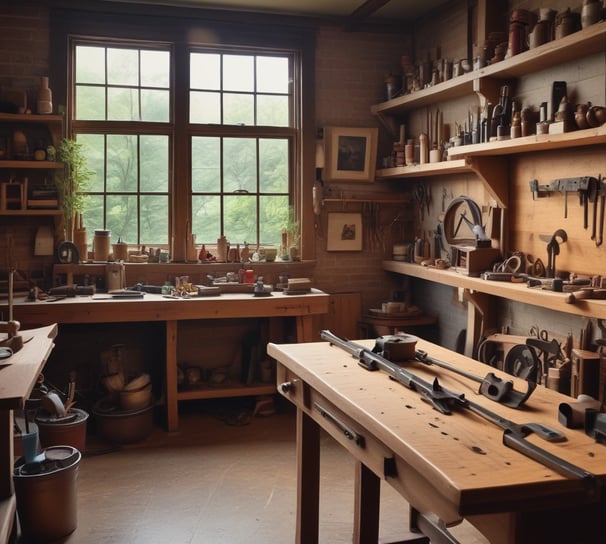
left=376, top=156, right=509, bottom=208
left=448, top=124, right=606, bottom=159
left=383, top=260, right=606, bottom=320
left=371, top=20, right=606, bottom=120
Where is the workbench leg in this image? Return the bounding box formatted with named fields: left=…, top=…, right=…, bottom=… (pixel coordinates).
left=296, top=408, right=320, bottom=544
left=165, top=320, right=179, bottom=432
left=353, top=461, right=380, bottom=544
left=296, top=315, right=314, bottom=343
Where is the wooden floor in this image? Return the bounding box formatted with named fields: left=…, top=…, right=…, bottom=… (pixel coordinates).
left=25, top=397, right=488, bottom=544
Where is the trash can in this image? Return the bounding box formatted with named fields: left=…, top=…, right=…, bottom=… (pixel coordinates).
left=13, top=446, right=81, bottom=542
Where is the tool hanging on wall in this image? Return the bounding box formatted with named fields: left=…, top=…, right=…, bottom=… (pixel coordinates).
left=538, top=228, right=567, bottom=278
left=529, top=176, right=597, bottom=219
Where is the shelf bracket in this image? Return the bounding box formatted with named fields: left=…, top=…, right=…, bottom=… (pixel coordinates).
left=465, top=156, right=509, bottom=209
left=460, top=289, right=496, bottom=358
left=373, top=111, right=400, bottom=140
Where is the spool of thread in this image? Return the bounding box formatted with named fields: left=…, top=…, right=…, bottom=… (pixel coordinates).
left=93, top=229, right=111, bottom=261
left=73, top=228, right=88, bottom=263
left=112, top=242, right=128, bottom=262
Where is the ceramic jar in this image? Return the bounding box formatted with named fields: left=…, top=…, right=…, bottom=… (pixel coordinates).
left=93, top=229, right=111, bottom=261
left=581, top=0, right=602, bottom=29
left=37, top=76, right=53, bottom=115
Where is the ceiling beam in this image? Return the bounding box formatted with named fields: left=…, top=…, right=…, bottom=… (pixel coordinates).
left=344, top=0, right=391, bottom=31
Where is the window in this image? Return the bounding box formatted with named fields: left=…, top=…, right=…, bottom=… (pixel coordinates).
left=189, top=51, right=293, bottom=247
left=69, top=33, right=300, bottom=253
left=73, top=43, right=172, bottom=245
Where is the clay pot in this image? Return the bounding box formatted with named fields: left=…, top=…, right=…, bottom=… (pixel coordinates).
left=591, top=106, right=606, bottom=125
left=575, top=103, right=590, bottom=129
left=586, top=105, right=602, bottom=128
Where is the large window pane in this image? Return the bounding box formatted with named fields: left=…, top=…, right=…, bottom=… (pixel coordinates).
left=108, top=48, right=139, bottom=86
left=140, top=135, right=169, bottom=192
left=82, top=194, right=104, bottom=233
left=190, top=91, right=220, bottom=124
left=78, top=134, right=104, bottom=193
left=190, top=53, right=220, bottom=90
left=107, top=194, right=138, bottom=243
left=192, top=137, right=220, bottom=192
left=141, top=89, right=169, bottom=122
left=223, top=138, right=256, bottom=193
left=108, top=87, right=140, bottom=121
left=141, top=50, right=170, bottom=87
left=192, top=195, right=221, bottom=243
left=75, top=86, right=105, bottom=120
left=223, top=93, right=254, bottom=125
left=257, top=95, right=289, bottom=126
left=260, top=195, right=288, bottom=245
left=107, top=135, right=138, bottom=192
left=223, top=55, right=254, bottom=92
left=75, top=46, right=105, bottom=84
left=141, top=195, right=169, bottom=244
left=224, top=194, right=257, bottom=244
left=259, top=139, right=288, bottom=192
left=257, top=56, right=289, bottom=93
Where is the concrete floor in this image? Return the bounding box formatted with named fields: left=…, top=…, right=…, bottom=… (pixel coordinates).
left=35, top=397, right=488, bottom=544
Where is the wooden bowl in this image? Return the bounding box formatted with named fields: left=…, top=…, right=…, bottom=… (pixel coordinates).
left=120, top=382, right=152, bottom=411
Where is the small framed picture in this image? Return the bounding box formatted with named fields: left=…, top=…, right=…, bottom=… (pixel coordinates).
left=323, top=126, right=378, bottom=183
left=326, top=212, right=363, bottom=251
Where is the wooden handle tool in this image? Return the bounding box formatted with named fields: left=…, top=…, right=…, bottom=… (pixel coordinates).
left=565, top=288, right=606, bottom=303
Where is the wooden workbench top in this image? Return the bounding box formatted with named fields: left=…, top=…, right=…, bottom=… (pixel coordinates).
left=268, top=337, right=606, bottom=520
left=1, top=290, right=329, bottom=326
left=0, top=323, right=57, bottom=410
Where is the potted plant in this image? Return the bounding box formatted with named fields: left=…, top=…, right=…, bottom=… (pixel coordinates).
left=55, top=138, right=93, bottom=241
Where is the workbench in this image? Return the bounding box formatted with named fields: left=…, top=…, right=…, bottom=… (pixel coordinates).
left=0, top=324, right=57, bottom=544
left=1, top=291, right=328, bottom=432
left=268, top=337, right=606, bottom=544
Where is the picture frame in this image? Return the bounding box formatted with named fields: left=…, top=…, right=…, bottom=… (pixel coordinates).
left=326, top=212, right=363, bottom=251
left=323, top=126, right=378, bottom=183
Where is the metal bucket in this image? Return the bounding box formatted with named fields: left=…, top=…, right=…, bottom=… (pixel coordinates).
left=13, top=446, right=81, bottom=542
left=36, top=407, right=89, bottom=453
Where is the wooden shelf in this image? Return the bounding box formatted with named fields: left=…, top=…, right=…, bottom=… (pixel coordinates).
left=448, top=124, right=606, bottom=159
left=177, top=382, right=275, bottom=401
left=0, top=160, right=63, bottom=169
left=371, top=21, right=606, bottom=119
left=0, top=113, right=63, bottom=125
left=376, top=159, right=470, bottom=179
left=322, top=197, right=410, bottom=204
left=376, top=156, right=509, bottom=208
left=383, top=260, right=606, bottom=320
left=0, top=209, right=61, bottom=216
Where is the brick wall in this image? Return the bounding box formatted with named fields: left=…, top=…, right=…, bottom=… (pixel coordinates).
left=313, top=25, right=414, bottom=313
left=0, top=1, right=50, bottom=109
left=0, top=3, right=414, bottom=316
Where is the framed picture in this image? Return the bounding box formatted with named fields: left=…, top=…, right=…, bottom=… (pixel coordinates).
left=326, top=212, right=363, bottom=251
left=323, top=126, right=378, bottom=183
